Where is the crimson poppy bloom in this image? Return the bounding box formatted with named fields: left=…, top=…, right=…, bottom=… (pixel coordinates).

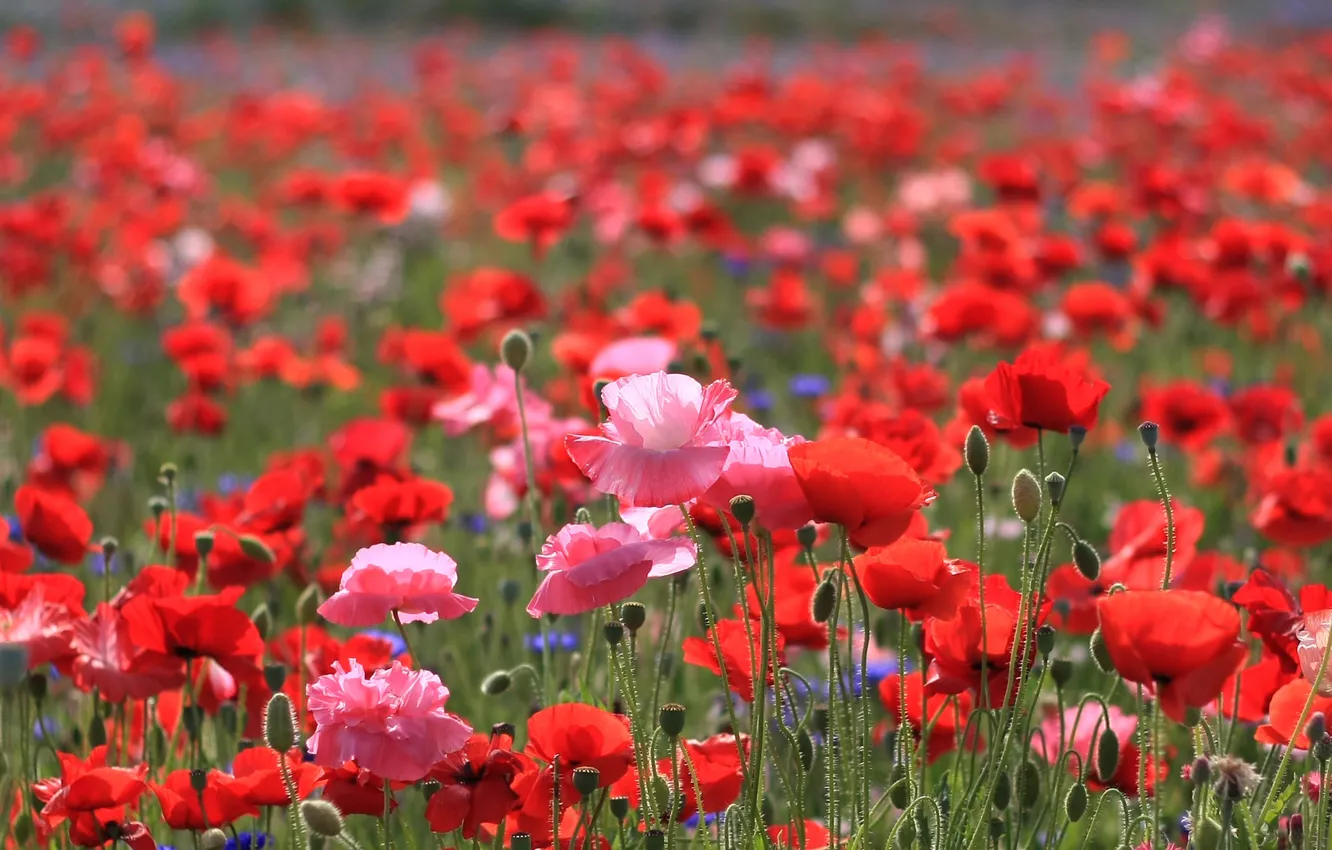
left=235, top=469, right=311, bottom=533
left=1229, top=384, right=1303, bottom=446
left=33, top=747, right=148, bottom=847
left=1251, top=466, right=1332, bottom=548
left=612, top=733, right=746, bottom=821
left=1138, top=379, right=1230, bottom=450
left=1232, top=570, right=1332, bottom=670
left=855, top=538, right=971, bottom=620
left=745, top=550, right=834, bottom=650
left=320, top=762, right=405, bottom=816
left=349, top=475, right=454, bottom=535
left=70, top=602, right=184, bottom=702
left=682, top=617, right=787, bottom=703
left=1256, top=678, right=1332, bottom=749
left=426, top=729, right=534, bottom=838
left=151, top=769, right=258, bottom=830
left=787, top=437, right=936, bottom=548
left=982, top=346, right=1110, bottom=433
left=15, top=484, right=92, bottom=564
left=1096, top=590, right=1248, bottom=722
left=230, top=746, right=326, bottom=807
left=0, top=517, right=33, bottom=573
left=516, top=703, right=634, bottom=816
left=121, top=590, right=263, bottom=685
left=878, top=671, right=975, bottom=763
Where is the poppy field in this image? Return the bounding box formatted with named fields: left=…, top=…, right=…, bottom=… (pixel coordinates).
left=6, top=10, right=1332, bottom=850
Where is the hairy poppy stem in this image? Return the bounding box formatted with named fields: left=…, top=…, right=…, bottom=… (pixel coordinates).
left=1147, top=447, right=1175, bottom=589
left=511, top=363, right=552, bottom=707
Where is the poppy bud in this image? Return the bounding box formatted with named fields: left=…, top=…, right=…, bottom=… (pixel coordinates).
left=888, top=777, right=910, bottom=809
left=649, top=776, right=670, bottom=818
left=482, top=671, right=512, bottom=695
left=295, top=585, right=322, bottom=626
left=1072, top=539, right=1101, bottom=581
left=796, top=524, right=817, bottom=552
left=728, top=495, right=756, bottom=528
left=989, top=818, right=1005, bottom=840
left=1069, top=425, right=1087, bottom=450
left=1090, top=628, right=1115, bottom=673
left=1064, top=782, right=1088, bottom=822
left=1050, top=659, right=1073, bottom=688
left=1191, top=756, right=1211, bottom=786
left=574, top=507, right=594, bottom=525
left=1044, top=472, right=1066, bottom=508
left=150, top=724, right=167, bottom=764
left=896, top=817, right=916, bottom=849
left=193, top=530, right=215, bottom=560
left=302, top=799, right=346, bottom=837
left=993, top=771, right=1011, bottom=810
left=1138, top=421, right=1159, bottom=450
left=148, top=495, right=168, bottom=519
left=264, top=663, right=287, bottom=693
left=190, top=768, right=208, bottom=793
left=500, top=329, right=532, bottom=372
left=965, top=425, right=989, bottom=476
left=202, top=828, right=228, bottom=850
left=609, top=797, right=630, bottom=821
left=812, top=705, right=829, bottom=734
left=218, top=703, right=238, bottom=733
left=811, top=578, right=837, bottom=623
left=1017, top=760, right=1041, bottom=809
left=500, top=579, right=521, bottom=606
left=1289, top=813, right=1304, bottom=847
left=797, top=729, right=815, bottom=771
left=659, top=703, right=686, bottom=738
left=604, top=621, right=625, bottom=647
left=88, top=714, right=106, bottom=748
left=1036, top=624, right=1056, bottom=657
left=1011, top=470, right=1042, bottom=523
left=100, top=536, right=118, bottom=560
left=1305, top=712, right=1326, bottom=745
left=646, top=830, right=666, bottom=850
left=10, top=812, right=29, bottom=844
left=620, top=602, right=647, bottom=634
left=264, top=692, right=297, bottom=753
left=250, top=604, right=273, bottom=640
left=0, top=643, right=29, bottom=690
left=1095, top=728, right=1119, bottom=782
left=28, top=671, right=47, bottom=702
left=1314, top=736, right=1332, bottom=763
left=238, top=534, right=275, bottom=564
left=573, top=766, right=601, bottom=797
left=159, top=462, right=179, bottom=484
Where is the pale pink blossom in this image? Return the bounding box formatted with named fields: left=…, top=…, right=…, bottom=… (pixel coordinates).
left=843, top=206, right=883, bottom=244
left=318, top=542, right=478, bottom=628
left=527, top=523, right=696, bottom=616
left=1298, top=610, right=1332, bottom=696
left=70, top=603, right=184, bottom=702
left=619, top=505, right=688, bottom=540
left=307, top=660, right=471, bottom=781
left=0, top=587, right=73, bottom=669
left=703, top=415, right=813, bottom=530
left=433, top=364, right=552, bottom=437
left=566, top=372, right=736, bottom=507
left=589, top=337, right=677, bottom=380
left=1033, top=703, right=1138, bottom=765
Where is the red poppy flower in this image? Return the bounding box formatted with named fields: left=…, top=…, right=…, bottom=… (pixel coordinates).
left=151, top=769, right=258, bottom=830
left=167, top=391, right=228, bottom=436
left=1096, top=590, right=1248, bottom=722
left=14, top=484, right=92, bottom=565
left=787, top=437, right=936, bottom=548
left=878, top=671, right=975, bottom=763
left=1256, top=678, right=1332, bottom=749
left=953, top=377, right=1038, bottom=449
left=1251, top=466, right=1332, bottom=548
left=1138, top=379, right=1230, bottom=450
left=70, top=602, right=184, bottom=702
left=516, top=703, right=634, bottom=815
left=925, top=573, right=1049, bottom=707
left=427, top=729, right=534, bottom=838
left=745, top=550, right=833, bottom=650
left=0, top=517, right=33, bottom=573
left=1219, top=653, right=1294, bottom=724
left=121, top=590, right=264, bottom=686
left=230, top=746, right=326, bottom=807
left=855, top=538, right=971, bottom=620
left=682, top=617, right=787, bottom=703
left=235, top=469, right=311, bottom=533
left=982, top=346, right=1110, bottom=434
left=1229, top=384, right=1303, bottom=446
left=769, top=820, right=831, bottom=850
left=332, top=171, right=410, bottom=224
left=495, top=192, right=574, bottom=257
left=612, top=733, right=746, bottom=821
left=1233, top=570, right=1332, bottom=670
left=320, top=762, right=404, bottom=817
left=441, top=268, right=547, bottom=343
left=349, top=475, right=454, bottom=534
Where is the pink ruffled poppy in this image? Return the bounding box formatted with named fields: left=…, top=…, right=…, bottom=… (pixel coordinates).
left=528, top=523, right=696, bottom=617
left=433, top=364, right=551, bottom=437
left=566, top=372, right=737, bottom=507
left=588, top=337, right=677, bottom=379
left=307, top=660, right=471, bottom=781
left=703, top=414, right=813, bottom=530
left=318, top=542, right=478, bottom=628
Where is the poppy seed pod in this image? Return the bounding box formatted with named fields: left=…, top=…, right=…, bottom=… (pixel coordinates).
left=251, top=604, right=273, bottom=640
left=421, top=778, right=440, bottom=801
left=1138, top=421, right=1160, bottom=450
left=965, top=425, right=989, bottom=476
left=201, top=829, right=228, bottom=850
left=573, top=766, right=601, bottom=797
left=1069, top=425, right=1087, bottom=450
left=1012, top=470, right=1042, bottom=523
left=100, top=536, right=118, bottom=559
left=1095, top=728, right=1119, bottom=782
left=500, top=578, right=521, bottom=606
left=302, top=799, right=345, bottom=837
left=646, top=830, right=666, bottom=850
left=729, top=494, right=756, bottom=527
left=500, top=329, right=532, bottom=372
left=159, top=462, right=179, bottom=484
left=148, top=495, right=168, bottom=519
left=1050, top=659, right=1073, bottom=688
left=263, top=662, right=287, bottom=693
left=264, top=692, right=297, bottom=752
left=1036, top=624, right=1056, bottom=657
left=1045, top=472, right=1066, bottom=508
left=193, top=530, right=215, bottom=560
left=659, top=703, right=686, bottom=738
left=190, top=768, right=208, bottom=793
left=1305, top=712, right=1326, bottom=745
left=481, top=670, right=512, bottom=695
left=620, top=602, right=647, bottom=634
left=796, top=524, right=818, bottom=551
left=1073, top=539, right=1101, bottom=581
left=28, top=672, right=46, bottom=702
left=511, top=835, right=533, bottom=850
left=604, top=621, right=625, bottom=647
left=609, top=797, right=630, bottom=821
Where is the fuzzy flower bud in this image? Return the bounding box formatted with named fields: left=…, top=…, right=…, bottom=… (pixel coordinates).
left=264, top=692, right=297, bottom=752
left=1011, top=470, right=1042, bottom=523
left=965, top=425, right=989, bottom=476
left=302, top=799, right=346, bottom=837
left=501, top=329, right=532, bottom=372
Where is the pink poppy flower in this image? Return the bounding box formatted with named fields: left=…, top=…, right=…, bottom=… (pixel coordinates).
left=703, top=414, right=813, bottom=530
left=0, top=586, right=74, bottom=668
left=527, top=523, right=696, bottom=617
left=1298, top=610, right=1332, bottom=696
left=307, top=660, right=471, bottom=781
left=1033, top=703, right=1138, bottom=765
left=588, top=337, right=676, bottom=379
left=566, top=372, right=737, bottom=507
left=619, top=505, right=687, bottom=540
left=318, top=542, right=479, bottom=628
left=433, top=364, right=551, bottom=437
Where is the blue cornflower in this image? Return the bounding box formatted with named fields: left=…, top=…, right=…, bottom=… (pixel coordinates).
left=684, top=812, right=721, bottom=830
left=34, top=716, right=58, bottom=739
left=460, top=513, right=489, bottom=535
left=788, top=374, right=831, bottom=398
left=1114, top=441, right=1141, bottom=464
left=525, top=632, right=578, bottom=653
left=722, top=254, right=750, bottom=278
left=89, top=551, right=116, bottom=575
left=746, top=389, right=774, bottom=412
left=217, top=473, right=254, bottom=496
left=1209, top=377, right=1231, bottom=398
left=228, top=832, right=272, bottom=850
left=3, top=516, right=21, bottom=542
left=361, top=629, right=408, bottom=657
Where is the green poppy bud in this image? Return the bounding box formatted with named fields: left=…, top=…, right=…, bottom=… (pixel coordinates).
left=501, top=329, right=532, bottom=372
left=302, top=799, right=345, bottom=837
left=965, top=425, right=989, bottom=476
left=1064, top=783, right=1087, bottom=822
left=1011, top=470, right=1042, bottom=523
left=264, top=692, right=297, bottom=752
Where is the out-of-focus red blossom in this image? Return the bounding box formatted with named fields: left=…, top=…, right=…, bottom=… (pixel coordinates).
left=151, top=769, right=258, bottom=830
left=877, top=671, right=976, bottom=763
left=1250, top=465, right=1332, bottom=548
left=230, top=746, right=326, bottom=806
left=683, top=617, right=787, bottom=702
left=982, top=346, right=1110, bottom=434
left=32, top=746, right=148, bottom=847
left=1138, top=379, right=1230, bottom=450
left=854, top=537, right=971, bottom=620
left=15, top=484, right=93, bottom=564
left=515, top=703, right=634, bottom=816
left=349, top=475, right=453, bottom=535
left=1232, top=570, right=1332, bottom=670
left=320, top=762, right=407, bottom=816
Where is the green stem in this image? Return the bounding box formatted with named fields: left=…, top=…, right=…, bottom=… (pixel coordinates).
left=1148, top=447, right=1175, bottom=589
left=1259, top=632, right=1332, bottom=822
